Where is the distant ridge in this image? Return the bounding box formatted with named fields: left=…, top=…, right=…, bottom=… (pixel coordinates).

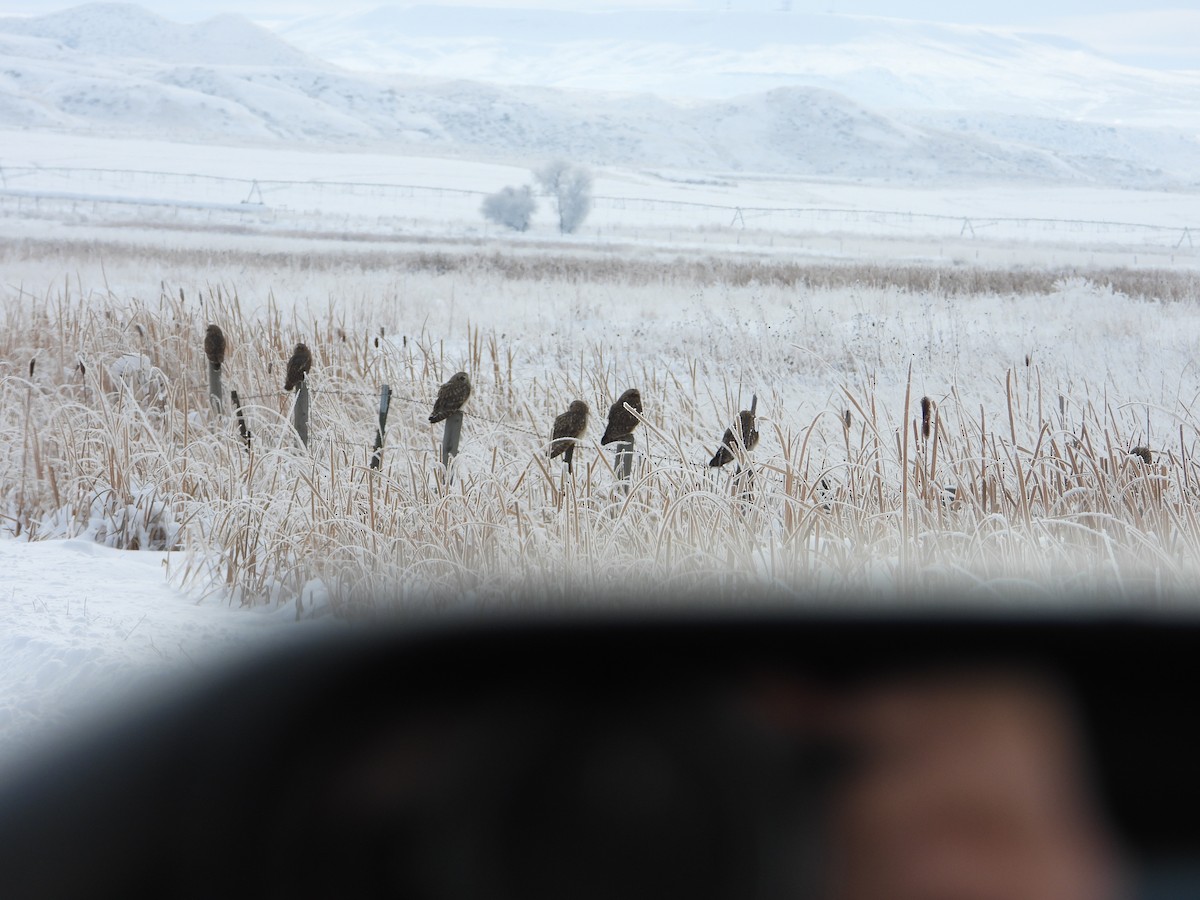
left=0, top=3, right=322, bottom=67
left=0, top=3, right=1197, bottom=190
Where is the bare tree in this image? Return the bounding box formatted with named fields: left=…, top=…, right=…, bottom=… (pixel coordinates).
left=481, top=185, right=537, bottom=232
left=534, top=159, right=593, bottom=234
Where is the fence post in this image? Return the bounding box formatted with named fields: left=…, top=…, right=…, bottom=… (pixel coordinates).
left=230, top=390, right=251, bottom=450
left=207, top=363, right=223, bottom=414
left=441, top=410, right=463, bottom=469
left=293, top=378, right=310, bottom=449
left=369, top=384, right=391, bottom=470
left=204, top=324, right=226, bottom=415
left=614, top=437, right=635, bottom=491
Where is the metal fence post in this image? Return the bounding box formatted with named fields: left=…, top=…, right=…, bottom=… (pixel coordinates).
left=293, top=378, right=310, bottom=449
left=441, top=410, right=463, bottom=469
left=369, top=384, right=391, bottom=470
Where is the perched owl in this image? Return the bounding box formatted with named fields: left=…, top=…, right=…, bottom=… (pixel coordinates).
left=284, top=342, right=312, bottom=392
left=204, top=324, right=226, bottom=368
left=600, top=388, right=642, bottom=445
left=429, top=371, right=472, bottom=423
left=709, top=409, right=759, bottom=468
left=550, top=400, right=589, bottom=458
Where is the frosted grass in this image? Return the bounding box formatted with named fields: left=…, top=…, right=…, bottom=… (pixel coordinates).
left=3, top=244, right=1200, bottom=610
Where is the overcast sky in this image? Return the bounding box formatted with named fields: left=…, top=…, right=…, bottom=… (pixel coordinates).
left=4, top=0, right=1194, bottom=66
left=0, top=0, right=1170, bottom=24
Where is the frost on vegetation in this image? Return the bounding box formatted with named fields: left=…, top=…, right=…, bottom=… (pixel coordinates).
left=481, top=184, right=537, bottom=232
left=24, top=484, right=179, bottom=551
left=106, top=352, right=169, bottom=408
left=4, top=270, right=1200, bottom=610
left=534, top=159, right=592, bottom=234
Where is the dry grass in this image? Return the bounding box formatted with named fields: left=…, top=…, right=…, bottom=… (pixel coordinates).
left=5, top=236, right=1199, bottom=300
left=3, top=260, right=1200, bottom=612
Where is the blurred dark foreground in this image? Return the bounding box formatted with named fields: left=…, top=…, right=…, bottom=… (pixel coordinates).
left=1, top=607, right=1198, bottom=900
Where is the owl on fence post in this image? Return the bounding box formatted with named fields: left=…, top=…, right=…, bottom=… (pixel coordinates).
left=204, top=325, right=226, bottom=369
left=600, top=388, right=642, bottom=445
left=283, top=343, right=312, bottom=391
left=709, top=409, right=759, bottom=468
left=429, top=372, right=472, bottom=423
left=550, top=400, right=589, bottom=458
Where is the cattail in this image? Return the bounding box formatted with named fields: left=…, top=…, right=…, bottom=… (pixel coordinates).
left=843, top=409, right=852, bottom=430
left=374, top=336, right=379, bottom=348
left=284, top=342, right=313, bottom=391
left=28, top=358, right=35, bottom=378
left=1025, top=353, right=1031, bottom=367
left=920, top=396, right=933, bottom=440
left=77, top=360, right=86, bottom=377
left=204, top=324, right=226, bottom=368
left=1130, top=446, right=1152, bottom=465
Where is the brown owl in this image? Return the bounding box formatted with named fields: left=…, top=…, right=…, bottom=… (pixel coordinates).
left=284, top=342, right=312, bottom=391
left=429, top=371, right=472, bottom=423
left=204, top=324, right=226, bottom=368
left=709, top=409, right=759, bottom=468
left=549, top=400, right=589, bottom=458
left=600, top=388, right=642, bottom=445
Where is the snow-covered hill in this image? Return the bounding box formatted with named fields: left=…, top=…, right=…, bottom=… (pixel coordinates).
left=274, top=6, right=1200, bottom=127
left=0, top=2, right=321, bottom=66
left=1, top=4, right=1198, bottom=189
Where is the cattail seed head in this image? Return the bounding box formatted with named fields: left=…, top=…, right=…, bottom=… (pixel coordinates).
left=843, top=409, right=852, bottom=430
left=28, top=358, right=35, bottom=378
left=920, top=396, right=933, bottom=440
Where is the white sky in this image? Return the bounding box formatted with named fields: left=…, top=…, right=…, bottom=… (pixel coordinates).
left=0, top=0, right=1171, bottom=25
left=3, top=1, right=1194, bottom=67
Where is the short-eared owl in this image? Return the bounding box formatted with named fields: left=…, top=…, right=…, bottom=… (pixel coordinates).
left=550, top=400, right=589, bottom=458
left=600, top=388, right=642, bottom=445
left=283, top=343, right=312, bottom=391
left=204, top=325, right=226, bottom=368
left=430, top=372, right=472, bottom=423
left=709, top=409, right=759, bottom=468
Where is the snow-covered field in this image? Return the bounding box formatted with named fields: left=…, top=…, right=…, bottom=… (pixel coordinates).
left=3, top=137, right=1200, bottom=763
left=3, top=2, right=1200, bottom=774
left=0, top=538, right=316, bottom=766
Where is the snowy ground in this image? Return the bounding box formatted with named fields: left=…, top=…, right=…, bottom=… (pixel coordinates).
left=2, top=127, right=1199, bottom=774
left=0, top=538, right=327, bottom=769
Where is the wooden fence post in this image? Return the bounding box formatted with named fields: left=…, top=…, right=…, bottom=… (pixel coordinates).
left=369, top=384, right=391, bottom=470
left=441, top=410, right=463, bottom=469
left=230, top=390, right=251, bottom=450
left=293, top=378, right=310, bottom=449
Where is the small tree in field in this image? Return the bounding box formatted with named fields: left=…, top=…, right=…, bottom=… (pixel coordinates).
left=534, top=159, right=593, bottom=234
left=481, top=185, right=537, bottom=232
